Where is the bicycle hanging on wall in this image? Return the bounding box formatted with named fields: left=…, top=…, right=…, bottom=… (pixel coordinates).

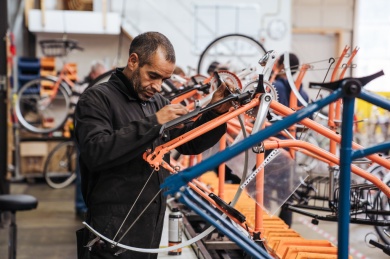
left=15, top=39, right=83, bottom=134
left=13, top=39, right=82, bottom=188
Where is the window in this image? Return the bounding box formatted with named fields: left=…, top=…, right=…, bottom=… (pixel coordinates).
left=355, top=0, right=390, bottom=91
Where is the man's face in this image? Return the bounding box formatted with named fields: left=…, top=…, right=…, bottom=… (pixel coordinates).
left=131, top=49, right=175, bottom=101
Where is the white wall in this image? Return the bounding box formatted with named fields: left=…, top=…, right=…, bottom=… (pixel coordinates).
left=354, top=0, right=390, bottom=92
left=28, top=0, right=292, bottom=78
left=34, top=32, right=131, bottom=79
left=113, top=0, right=291, bottom=74
left=28, top=0, right=363, bottom=84
left=291, top=0, right=356, bottom=99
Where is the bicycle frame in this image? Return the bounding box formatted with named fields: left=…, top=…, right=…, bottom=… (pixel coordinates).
left=161, top=71, right=390, bottom=259
left=47, top=63, right=76, bottom=101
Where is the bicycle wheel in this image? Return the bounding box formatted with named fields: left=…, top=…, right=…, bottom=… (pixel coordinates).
left=366, top=161, right=390, bottom=182
left=373, top=178, right=390, bottom=245
left=44, top=141, right=77, bottom=189
left=197, top=34, right=267, bottom=76
left=15, top=77, right=71, bottom=134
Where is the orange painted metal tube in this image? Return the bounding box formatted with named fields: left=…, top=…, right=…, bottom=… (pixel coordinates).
left=171, top=89, right=198, bottom=105
left=145, top=97, right=261, bottom=169
left=288, top=64, right=310, bottom=159
left=263, top=139, right=390, bottom=197
left=270, top=100, right=390, bottom=170
left=228, top=118, right=253, bottom=133
left=338, top=46, right=359, bottom=80
left=327, top=46, right=350, bottom=165
left=335, top=47, right=359, bottom=125
left=226, top=134, right=235, bottom=144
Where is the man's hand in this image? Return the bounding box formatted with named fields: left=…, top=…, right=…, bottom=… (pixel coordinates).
left=156, top=104, right=189, bottom=124
left=210, top=80, right=235, bottom=114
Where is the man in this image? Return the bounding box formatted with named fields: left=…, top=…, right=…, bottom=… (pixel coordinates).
left=75, top=32, right=231, bottom=258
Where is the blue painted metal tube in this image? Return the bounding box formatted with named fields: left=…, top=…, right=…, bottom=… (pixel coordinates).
left=351, top=141, right=390, bottom=160
left=337, top=96, right=355, bottom=259
left=359, top=89, right=390, bottom=111
left=161, top=89, right=344, bottom=195
left=179, top=187, right=273, bottom=259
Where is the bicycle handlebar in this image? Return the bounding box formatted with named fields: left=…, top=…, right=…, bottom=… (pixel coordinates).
left=309, top=70, right=384, bottom=96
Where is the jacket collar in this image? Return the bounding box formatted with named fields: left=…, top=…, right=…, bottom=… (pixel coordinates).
left=110, top=67, right=156, bottom=102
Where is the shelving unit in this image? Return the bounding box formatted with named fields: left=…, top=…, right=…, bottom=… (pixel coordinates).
left=17, top=132, right=71, bottom=179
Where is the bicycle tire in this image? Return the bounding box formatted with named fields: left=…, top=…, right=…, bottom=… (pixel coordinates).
left=43, top=140, right=77, bottom=189
left=366, top=164, right=389, bottom=182
left=15, top=77, right=71, bottom=134
left=197, top=34, right=267, bottom=76
left=373, top=178, right=390, bottom=245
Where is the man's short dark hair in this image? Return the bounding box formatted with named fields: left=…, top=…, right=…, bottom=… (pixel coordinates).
left=129, top=32, right=176, bottom=67
left=277, top=53, right=299, bottom=75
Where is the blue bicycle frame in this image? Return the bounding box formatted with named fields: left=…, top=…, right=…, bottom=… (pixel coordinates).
left=161, top=71, right=390, bottom=259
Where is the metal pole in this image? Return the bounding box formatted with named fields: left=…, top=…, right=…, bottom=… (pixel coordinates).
left=0, top=0, right=10, bottom=194
left=337, top=96, right=355, bottom=259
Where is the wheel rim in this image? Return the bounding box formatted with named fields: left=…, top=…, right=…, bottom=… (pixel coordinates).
left=15, top=77, right=70, bottom=134
left=197, top=34, right=267, bottom=76
left=44, top=141, right=76, bottom=189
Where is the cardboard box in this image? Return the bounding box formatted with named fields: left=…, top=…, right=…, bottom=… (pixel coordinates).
left=20, top=142, right=48, bottom=174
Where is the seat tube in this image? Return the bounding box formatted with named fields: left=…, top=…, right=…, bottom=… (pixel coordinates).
left=337, top=96, right=355, bottom=259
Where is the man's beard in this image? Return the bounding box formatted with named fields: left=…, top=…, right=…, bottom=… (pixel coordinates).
left=131, top=68, right=145, bottom=101
left=131, top=68, right=148, bottom=101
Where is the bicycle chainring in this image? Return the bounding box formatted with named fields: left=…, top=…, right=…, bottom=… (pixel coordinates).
left=242, top=80, right=278, bottom=118
left=209, top=70, right=242, bottom=93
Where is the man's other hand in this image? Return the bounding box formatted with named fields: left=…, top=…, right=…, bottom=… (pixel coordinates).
left=210, top=80, right=235, bottom=114
left=156, top=104, right=189, bottom=124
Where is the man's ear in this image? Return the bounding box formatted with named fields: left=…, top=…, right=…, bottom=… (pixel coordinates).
left=128, top=53, right=139, bottom=70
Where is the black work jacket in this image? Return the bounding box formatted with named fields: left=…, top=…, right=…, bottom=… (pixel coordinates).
left=75, top=68, right=226, bottom=214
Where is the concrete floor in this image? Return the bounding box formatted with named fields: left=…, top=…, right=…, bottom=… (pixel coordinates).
left=0, top=181, right=388, bottom=258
